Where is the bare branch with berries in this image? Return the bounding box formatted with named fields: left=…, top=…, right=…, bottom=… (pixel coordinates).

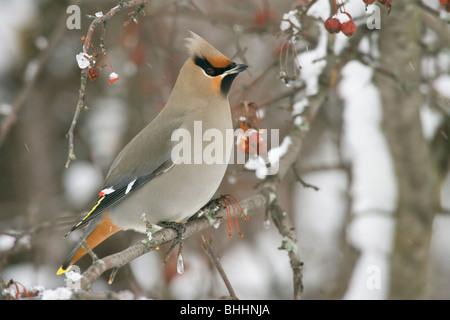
left=65, top=0, right=150, bottom=168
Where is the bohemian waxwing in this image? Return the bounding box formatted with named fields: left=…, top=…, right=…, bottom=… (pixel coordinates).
left=57, top=32, right=247, bottom=275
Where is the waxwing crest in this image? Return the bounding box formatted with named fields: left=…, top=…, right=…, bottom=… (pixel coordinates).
left=185, top=31, right=233, bottom=68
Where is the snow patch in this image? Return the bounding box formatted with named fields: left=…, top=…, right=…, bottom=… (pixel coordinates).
left=245, top=135, right=292, bottom=179
left=41, top=287, right=73, bottom=300
left=76, top=52, right=92, bottom=69
left=280, top=10, right=301, bottom=35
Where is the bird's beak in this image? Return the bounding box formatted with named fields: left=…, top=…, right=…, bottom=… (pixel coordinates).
left=224, top=63, right=248, bottom=75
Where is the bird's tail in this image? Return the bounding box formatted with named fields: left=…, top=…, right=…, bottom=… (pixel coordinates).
left=57, top=212, right=121, bottom=275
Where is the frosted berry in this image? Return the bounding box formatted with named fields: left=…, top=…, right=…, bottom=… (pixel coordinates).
left=109, top=72, right=119, bottom=84
left=341, top=20, right=357, bottom=37
left=324, top=17, right=341, bottom=34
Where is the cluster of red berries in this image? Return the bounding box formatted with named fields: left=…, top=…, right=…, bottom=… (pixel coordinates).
left=325, top=0, right=398, bottom=36
left=233, top=100, right=267, bottom=156
left=324, top=0, right=357, bottom=37
left=324, top=13, right=357, bottom=37
left=439, top=0, right=450, bottom=12
left=81, top=36, right=119, bottom=84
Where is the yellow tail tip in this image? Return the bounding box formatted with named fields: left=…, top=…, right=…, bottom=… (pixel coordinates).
left=57, top=265, right=72, bottom=275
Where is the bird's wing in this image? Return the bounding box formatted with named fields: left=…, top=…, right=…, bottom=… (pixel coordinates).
left=65, top=113, right=184, bottom=236
left=65, top=159, right=174, bottom=236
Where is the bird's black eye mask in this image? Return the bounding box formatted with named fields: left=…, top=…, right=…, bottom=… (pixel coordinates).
left=194, top=56, right=236, bottom=77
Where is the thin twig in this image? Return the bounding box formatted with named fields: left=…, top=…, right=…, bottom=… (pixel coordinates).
left=201, top=235, right=238, bottom=300
left=418, top=1, right=441, bottom=17
left=292, top=164, right=320, bottom=191
left=267, top=196, right=303, bottom=300
left=65, top=69, right=88, bottom=168
left=80, top=238, right=101, bottom=264
left=82, top=0, right=151, bottom=54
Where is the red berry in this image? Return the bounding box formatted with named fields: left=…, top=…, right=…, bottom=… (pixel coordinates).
left=439, top=0, right=447, bottom=5
left=88, top=67, right=99, bottom=81
left=363, top=0, right=376, bottom=4
left=324, top=17, right=341, bottom=34
left=341, top=20, right=357, bottom=37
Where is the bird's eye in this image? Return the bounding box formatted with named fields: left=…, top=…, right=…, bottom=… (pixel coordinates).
left=205, top=67, right=216, bottom=76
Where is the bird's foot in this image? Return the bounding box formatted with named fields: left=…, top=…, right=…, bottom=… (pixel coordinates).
left=158, top=221, right=186, bottom=274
